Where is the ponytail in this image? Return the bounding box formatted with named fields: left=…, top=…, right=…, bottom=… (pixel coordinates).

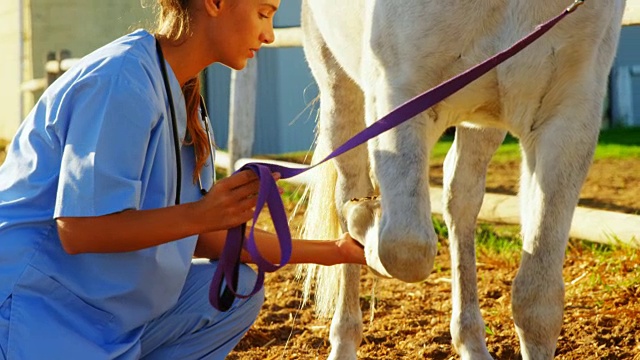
left=155, top=0, right=210, bottom=181
left=182, top=76, right=210, bottom=183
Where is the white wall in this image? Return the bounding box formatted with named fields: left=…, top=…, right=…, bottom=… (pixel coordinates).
left=0, top=0, right=22, bottom=140
left=623, top=0, right=640, bottom=26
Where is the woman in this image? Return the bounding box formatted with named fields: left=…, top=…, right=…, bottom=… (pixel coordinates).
left=0, top=0, right=366, bottom=358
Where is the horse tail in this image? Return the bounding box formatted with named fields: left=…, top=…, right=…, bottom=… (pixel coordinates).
left=296, top=132, right=342, bottom=318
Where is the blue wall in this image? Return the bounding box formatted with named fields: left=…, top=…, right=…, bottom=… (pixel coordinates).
left=614, top=25, right=640, bottom=67
left=204, top=0, right=318, bottom=155
left=612, top=25, right=640, bottom=126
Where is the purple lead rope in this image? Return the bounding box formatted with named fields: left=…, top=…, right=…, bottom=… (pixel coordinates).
left=209, top=2, right=583, bottom=311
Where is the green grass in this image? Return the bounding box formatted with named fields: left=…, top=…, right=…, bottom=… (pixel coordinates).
left=472, top=222, right=522, bottom=266
left=431, top=128, right=640, bottom=163
left=278, top=180, right=307, bottom=204
left=430, top=133, right=521, bottom=163
left=593, top=127, right=640, bottom=160
left=564, top=238, right=640, bottom=297
left=432, top=215, right=522, bottom=261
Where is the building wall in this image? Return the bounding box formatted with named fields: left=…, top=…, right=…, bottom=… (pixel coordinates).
left=0, top=0, right=155, bottom=140
left=28, top=0, right=154, bottom=80
left=0, top=1, right=22, bottom=140
left=611, top=25, right=640, bottom=126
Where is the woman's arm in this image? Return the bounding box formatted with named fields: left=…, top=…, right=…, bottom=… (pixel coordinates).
left=195, top=228, right=367, bottom=266
left=57, top=170, right=266, bottom=254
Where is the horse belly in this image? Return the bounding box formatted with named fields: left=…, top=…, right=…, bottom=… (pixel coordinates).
left=436, top=0, right=623, bottom=132
left=305, top=0, right=624, bottom=132
left=494, top=0, right=622, bottom=135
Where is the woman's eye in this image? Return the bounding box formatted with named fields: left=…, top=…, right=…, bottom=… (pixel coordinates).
left=259, top=13, right=268, bottom=19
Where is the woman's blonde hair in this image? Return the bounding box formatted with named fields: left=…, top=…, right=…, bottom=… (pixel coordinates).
left=155, top=0, right=210, bottom=183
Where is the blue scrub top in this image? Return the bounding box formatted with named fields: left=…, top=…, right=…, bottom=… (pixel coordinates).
left=0, top=30, right=214, bottom=337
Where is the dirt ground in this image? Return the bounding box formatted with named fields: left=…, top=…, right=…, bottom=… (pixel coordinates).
left=229, top=158, right=640, bottom=360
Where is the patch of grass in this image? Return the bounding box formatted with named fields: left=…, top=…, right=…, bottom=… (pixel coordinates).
left=484, top=324, right=495, bottom=336
left=593, top=144, right=640, bottom=160
left=592, top=127, right=640, bottom=159
left=475, top=223, right=522, bottom=262
left=215, top=168, right=227, bottom=181
left=597, top=127, right=640, bottom=146
left=587, top=272, right=605, bottom=288
left=432, top=261, right=446, bottom=275
left=430, top=133, right=521, bottom=164
left=432, top=216, right=449, bottom=239
left=433, top=215, right=522, bottom=261
left=430, top=128, right=639, bottom=163
left=619, top=267, right=640, bottom=289
left=567, top=238, right=640, bottom=297
left=279, top=180, right=307, bottom=205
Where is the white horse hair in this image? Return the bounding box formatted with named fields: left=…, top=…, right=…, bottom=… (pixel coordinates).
left=298, top=1, right=625, bottom=359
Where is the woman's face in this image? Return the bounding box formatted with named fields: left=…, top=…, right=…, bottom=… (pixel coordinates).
left=212, top=0, right=280, bottom=70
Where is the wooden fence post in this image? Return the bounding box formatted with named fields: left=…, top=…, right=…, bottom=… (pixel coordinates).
left=227, top=59, right=258, bottom=174
left=45, top=49, right=72, bottom=87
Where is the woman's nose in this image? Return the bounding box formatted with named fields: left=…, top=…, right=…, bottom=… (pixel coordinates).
left=261, top=25, right=275, bottom=44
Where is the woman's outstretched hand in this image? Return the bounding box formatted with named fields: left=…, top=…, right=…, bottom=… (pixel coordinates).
left=335, top=232, right=367, bottom=265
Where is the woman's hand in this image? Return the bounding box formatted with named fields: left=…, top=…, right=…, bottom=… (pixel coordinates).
left=197, top=170, right=281, bottom=232
left=335, top=232, right=367, bottom=265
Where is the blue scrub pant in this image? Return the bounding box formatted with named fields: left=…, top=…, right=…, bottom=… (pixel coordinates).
left=0, top=259, right=264, bottom=359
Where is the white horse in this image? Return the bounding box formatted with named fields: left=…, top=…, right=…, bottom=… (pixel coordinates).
left=298, top=1, right=625, bottom=359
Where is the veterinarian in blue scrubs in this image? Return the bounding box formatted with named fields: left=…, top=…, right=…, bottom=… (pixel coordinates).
left=0, top=0, right=366, bottom=358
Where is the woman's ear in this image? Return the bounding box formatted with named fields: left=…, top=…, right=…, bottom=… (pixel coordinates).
left=203, top=0, right=223, bottom=17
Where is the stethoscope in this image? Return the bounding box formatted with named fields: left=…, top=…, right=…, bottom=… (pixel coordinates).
left=155, top=38, right=216, bottom=205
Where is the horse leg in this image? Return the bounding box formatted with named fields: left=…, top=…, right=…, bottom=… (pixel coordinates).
left=361, top=70, right=446, bottom=283
left=443, top=127, right=506, bottom=360
left=301, top=3, right=372, bottom=359
left=511, top=12, right=622, bottom=357
left=513, top=92, right=605, bottom=360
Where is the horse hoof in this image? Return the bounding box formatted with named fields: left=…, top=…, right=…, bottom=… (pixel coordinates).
left=342, top=197, right=393, bottom=279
